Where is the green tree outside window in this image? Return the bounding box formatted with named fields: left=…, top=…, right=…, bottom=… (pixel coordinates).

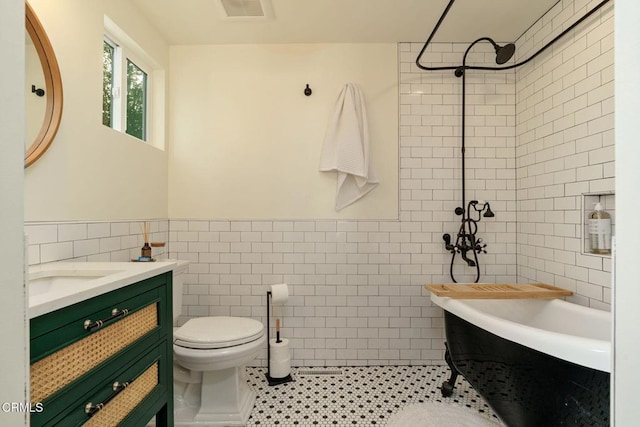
left=126, top=60, right=147, bottom=141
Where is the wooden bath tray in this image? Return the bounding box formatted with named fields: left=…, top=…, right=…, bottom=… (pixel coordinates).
left=425, top=283, right=572, bottom=299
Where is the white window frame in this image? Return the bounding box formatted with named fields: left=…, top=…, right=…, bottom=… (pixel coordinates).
left=103, top=35, right=122, bottom=131
left=103, top=16, right=163, bottom=146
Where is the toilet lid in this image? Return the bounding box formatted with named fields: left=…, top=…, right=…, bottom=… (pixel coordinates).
left=174, top=317, right=264, bottom=349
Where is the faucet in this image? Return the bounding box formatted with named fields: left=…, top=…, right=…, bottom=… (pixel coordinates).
left=443, top=200, right=493, bottom=282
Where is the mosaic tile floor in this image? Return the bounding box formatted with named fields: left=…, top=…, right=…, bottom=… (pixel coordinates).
left=245, top=366, right=502, bottom=426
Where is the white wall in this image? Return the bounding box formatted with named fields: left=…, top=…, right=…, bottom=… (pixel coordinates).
left=0, top=0, right=27, bottom=423
left=168, top=44, right=398, bottom=220
left=614, top=0, right=640, bottom=424
left=24, top=0, right=170, bottom=222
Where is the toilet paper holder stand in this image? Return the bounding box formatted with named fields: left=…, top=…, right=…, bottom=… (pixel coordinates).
left=266, top=290, right=294, bottom=386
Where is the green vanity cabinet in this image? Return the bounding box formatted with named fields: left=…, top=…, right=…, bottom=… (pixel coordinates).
left=30, top=272, right=173, bottom=427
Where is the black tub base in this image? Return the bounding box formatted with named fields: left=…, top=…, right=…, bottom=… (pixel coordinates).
left=442, top=311, right=609, bottom=427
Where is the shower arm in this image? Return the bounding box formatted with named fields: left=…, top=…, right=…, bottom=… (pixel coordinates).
left=415, top=0, right=611, bottom=74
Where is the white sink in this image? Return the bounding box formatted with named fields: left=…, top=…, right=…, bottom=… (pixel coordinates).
left=28, top=261, right=178, bottom=318
left=29, top=270, right=123, bottom=297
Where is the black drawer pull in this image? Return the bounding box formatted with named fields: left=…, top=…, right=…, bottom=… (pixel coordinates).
left=84, top=381, right=130, bottom=416
left=83, top=308, right=129, bottom=331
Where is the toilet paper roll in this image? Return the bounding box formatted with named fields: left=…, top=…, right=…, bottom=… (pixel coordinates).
left=270, top=283, right=289, bottom=305
left=269, top=338, right=289, bottom=351
left=269, top=338, right=291, bottom=379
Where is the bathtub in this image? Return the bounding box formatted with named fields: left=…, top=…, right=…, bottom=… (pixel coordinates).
left=431, top=294, right=611, bottom=427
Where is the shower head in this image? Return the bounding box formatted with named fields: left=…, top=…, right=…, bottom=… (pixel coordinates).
left=454, top=38, right=516, bottom=77
left=494, top=43, right=516, bottom=64
left=483, top=204, right=495, bottom=218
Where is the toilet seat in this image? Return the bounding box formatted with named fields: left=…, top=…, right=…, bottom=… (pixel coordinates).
left=174, top=316, right=264, bottom=349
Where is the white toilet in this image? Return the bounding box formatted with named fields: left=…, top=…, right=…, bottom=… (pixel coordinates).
left=171, top=261, right=265, bottom=426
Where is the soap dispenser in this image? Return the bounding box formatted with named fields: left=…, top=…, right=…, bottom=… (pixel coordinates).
left=588, top=202, right=612, bottom=255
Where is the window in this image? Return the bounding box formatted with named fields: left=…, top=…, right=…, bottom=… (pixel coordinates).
left=125, top=60, right=147, bottom=140
left=102, top=20, right=157, bottom=144
left=102, top=39, right=115, bottom=128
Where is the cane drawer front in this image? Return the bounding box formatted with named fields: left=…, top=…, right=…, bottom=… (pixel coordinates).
left=83, top=361, right=159, bottom=427
left=41, top=341, right=171, bottom=427
left=29, top=272, right=173, bottom=427
left=31, top=301, right=159, bottom=404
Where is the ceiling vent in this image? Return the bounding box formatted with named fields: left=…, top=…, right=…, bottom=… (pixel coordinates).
left=214, top=0, right=274, bottom=19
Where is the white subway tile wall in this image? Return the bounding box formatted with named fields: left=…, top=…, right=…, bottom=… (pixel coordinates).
left=515, top=0, right=614, bottom=310
left=25, top=220, right=169, bottom=265
left=23, top=0, right=614, bottom=368
left=170, top=219, right=454, bottom=366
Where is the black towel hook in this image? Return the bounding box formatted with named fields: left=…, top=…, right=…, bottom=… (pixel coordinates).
left=304, top=84, right=312, bottom=96
left=32, top=85, right=45, bottom=97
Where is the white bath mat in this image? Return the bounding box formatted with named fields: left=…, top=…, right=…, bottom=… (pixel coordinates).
left=386, top=402, right=502, bottom=427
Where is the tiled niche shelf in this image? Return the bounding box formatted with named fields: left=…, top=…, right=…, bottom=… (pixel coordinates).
left=581, top=192, right=615, bottom=258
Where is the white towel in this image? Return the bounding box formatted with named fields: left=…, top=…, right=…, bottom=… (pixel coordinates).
left=319, top=83, right=378, bottom=211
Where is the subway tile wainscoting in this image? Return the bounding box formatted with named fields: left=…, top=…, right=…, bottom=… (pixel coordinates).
left=24, top=1, right=613, bottom=370
left=24, top=220, right=169, bottom=265
left=170, top=219, right=462, bottom=367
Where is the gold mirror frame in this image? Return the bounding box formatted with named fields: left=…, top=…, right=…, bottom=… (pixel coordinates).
left=25, top=1, right=63, bottom=168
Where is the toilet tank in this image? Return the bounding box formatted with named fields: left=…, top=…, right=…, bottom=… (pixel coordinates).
left=171, top=260, right=190, bottom=324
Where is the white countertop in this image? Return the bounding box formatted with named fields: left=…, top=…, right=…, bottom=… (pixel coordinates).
left=29, top=261, right=178, bottom=318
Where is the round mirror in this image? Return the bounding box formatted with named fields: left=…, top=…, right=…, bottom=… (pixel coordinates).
left=25, top=1, right=63, bottom=168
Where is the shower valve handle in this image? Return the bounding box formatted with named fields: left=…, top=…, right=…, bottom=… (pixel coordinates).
left=442, top=234, right=456, bottom=252
left=474, top=243, right=488, bottom=254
